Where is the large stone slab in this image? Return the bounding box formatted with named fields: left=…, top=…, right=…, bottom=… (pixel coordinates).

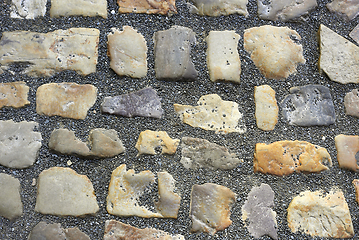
left=174, top=94, right=246, bottom=134
left=254, top=85, right=278, bottom=131
left=335, top=134, right=359, bottom=171
left=0, top=120, right=42, bottom=169
left=50, top=0, right=107, bottom=18
left=0, top=28, right=99, bottom=77
left=287, top=189, right=354, bottom=238
left=188, top=0, right=248, bottom=16
left=281, top=85, right=335, bottom=126
left=28, top=222, right=90, bottom=240
left=10, top=0, right=46, bottom=19
left=135, top=130, right=179, bottom=155
left=154, top=26, right=198, bottom=81
left=36, top=83, right=97, bottom=120
left=117, top=0, right=176, bottom=14
left=254, top=140, right=332, bottom=176
left=344, top=89, right=359, bottom=117
left=327, top=0, right=359, bottom=20
left=0, top=173, right=23, bottom=220
left=0, top=82, right=29, bottom=109
left=244, top=25, right=305, bottom=79
left=35, top=167, right=99, bottom=216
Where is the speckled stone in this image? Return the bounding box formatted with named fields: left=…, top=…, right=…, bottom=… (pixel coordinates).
left=0, top=173, right=23, bottom=220
left=135, top=130, right=179, bottom=155
left=0, top=82, right=29, bottom=109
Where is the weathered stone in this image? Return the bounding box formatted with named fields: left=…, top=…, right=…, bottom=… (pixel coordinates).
left=36, top=83, right=97, bottom=120
left=0, top=173, right=23, bottom=220
left=0, top=82, right=29, bottom=109
left=28, top=222, right=90, bottom=240
left=35, top=167, right=99, bottom=216
left=287, top=189, right=354, bottom=238
left=188, top=0, right=248, bottom=16
left=117, top=0, right=176, bottom=14
left=244, top=25, right=305, bottom=79
left=174, top=94, right=246, bottom=134
left=0, top=28, right=99, bottom=77
left=10, top=0, right=46, bottom=19
left=89, top=129, right=126, bottom=158
left=254, top=85, right=278, bottom=131
left=344, top=89, right=359, bottom=117
left=154, top=26, right=198, bottom=81
left=327, top=0, right=359, bottom=20
left=108, top=27, right=147, bottom=78
left=281, top=85, right=335, bottom=126
left=190, top=183, right=236, bottom=235
left=319, top=24, right=359, bottom=84
left=49, top=128, right=89, bottom=157
left=242, top=184, right=277, bottom=240
left=0, top=120, right=42, bottom=169
left=206, top=31, right=241, bottom=83
left=254, top=140, right=332, bottom=176
left=258, top=0, right=317, bottom=22
left=181, top=137, right=240, bottom=170
left=50, top=0, right=107, bottom=18
left=101, top=87, right=163, bottom=118
left=350, top=23, right=359, bottom=44
left=335, top=134, right=359, bottom=171
left=135, top=130, right=179, bottom=155
left=353, top=179, right=359, bottom=205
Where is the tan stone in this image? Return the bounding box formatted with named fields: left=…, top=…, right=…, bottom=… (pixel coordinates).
left=10, top=0, right=46, bottom=19
left=344, top=89, right=359, bottom=117
left=117, top=0, right=176, bottom=14
left=335, top=134, right=359, bottom=171
left=50, top=0, right=107, bottom=18
left=0, top=82, right=29, bottom=109
left=353, top=179, right=359, bottom=204
left=135, top=130, right=179, bottom=156
left=188, top=0, right=248, bottom=16
left=254, top=85, right=278, bottom=131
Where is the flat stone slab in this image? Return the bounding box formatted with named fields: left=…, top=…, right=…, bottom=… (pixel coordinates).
left=36, top=83, right=97, bottom=120
left=281, top=85, right=335, bottom=126
left=206, top=31, right=241, bottom=83
left=154, top=26, right=198, bottom=81
left=174, top=94, right=246, bottom=134
left=35, top=167, right=99, bottom=216
left=0, top=173, right=23, bottom=220
left=117, top=0, right=176, bottom=14
left=135, top=130, right=179, bottom=155
left=353, top=179, right=359, bottom=205
left=254, top=85, right=278, bottom=131
left=181, top=137, right=241, bottom=170
left=0, top=120, right=42, bottom=169
left=287, top=189, right=354, bottom=238
left=327, top=0, right=359, bottom=21
left=350, top=23, right=359, bottom=44
left=50, top=0, right=107, bottom=18
left=190, top=183, right=236, bottom=235
left=108, top=26, right=147, bottom=78
left=244, top=25, right=305, bottom=79
left=101, top=87, right=163, bottom=118
left=10, top=0, right=46, bottom=19
left=344, top=89, right=359, bottom=117
left=0, top=82, right=30, bottom=109
left=188, top=0, right=248, bottom=16
left=254, top=140, right=332, bottom=176
left=335, top=134, right=359, bottom=171
left=242, top=183, right=277, bottom=240
left=0, top=28, right=99, bottom=77
left=28, top=222, right=90, bottom=240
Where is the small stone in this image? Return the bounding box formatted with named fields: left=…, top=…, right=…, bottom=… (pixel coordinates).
left=28, top=222, right=90, bottom=240
left=287, top=189, right=354, bottom=238
left=32, top=178, right=36, bottom=186
left=135, top=130, right=179, bottom=156
left=117, top=0, right=176, bottom=14
left=349, top=23, right=359, bottom=44
left=188, top=0, right=248, bottom=16
left=101, top=87, right=163, bottom=118
left=0, top=173, right=23, bottom=220
left=67, top=160, right=72, bottom=166
left=327, top=0, right=359, bottom=21
left=353, top=180, right=359, bottom=205
left=181, top=137, right=241, bottom=170
left=344, top=89, right=359, bottom=117
left=35, top=167, right=99, bottom=216
left=36, top=83, right=97, bottom=120
left=335, top=134, right=359, bottom=171
left=50, top=0, right=107, bottom=18
left=89, top=128, right=126, bottom=158
left=281, top=85, right=335, bottom=126
left=254, top=85, right=278, bottom=131
left=0, top=82, right=29, bottom=109
left=174, top=94, right=246, bottom=134
left=10, top=0, right=46, bottom=19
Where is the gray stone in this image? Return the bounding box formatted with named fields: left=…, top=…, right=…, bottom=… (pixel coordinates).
left=28, top=222, right=90, bottom=240
left=50, top=0, right=107, bottom=18
left=0, top=173, right=23, bottom=220
left=188, top=0, right=248, bottom=16
left=10, top=0, right=46, bottom=19
left=344, top=89, right=359, bottom=117
left=350, top=23, right=359, bottom=44
left=327, top=0, right=359, bottom=20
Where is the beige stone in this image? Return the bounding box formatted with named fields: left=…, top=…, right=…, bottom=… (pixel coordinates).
left=344, top=89, right=359, bottom=117
left=0, top=173, right=23, bottom=220
left=135, top=130, right=179, bottom=156
left=353, top=179, right=359, bottom=205
left=117, top=0, right=176, bottom=14
left=10, top=0, right=46, bottom=19
left=254, top=85, right=278, bottom=131
left=0, top=82, right=30, bottom=109
left=335, top=134, right=359, bottom=171
left=28, top=222, right=90, bottom=240
left=50, top=0, right=107, bottom=18
left=350, top=23, right=359, bottom=44
left=327, top=0, right=359, bottom=20
left=188, top=0, right=248, bottom=16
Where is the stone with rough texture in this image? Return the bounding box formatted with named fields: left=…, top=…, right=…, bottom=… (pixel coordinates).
left=36, top=83, right=97, bottom=120
left=335, top=134, right=359, bottom=171
left=135, top=130, right=179, bottom=155
left=287, top=189, right=354, bottom=238
left=0, top=28, right=99, bottom=77
left=350, top=23, right=359, bottom=44
left=0, top=173, right=23, bottom=220
left=244, top=25, right=305, bottom=79
left=344, top=89, right=359, bottom=117
left=327, top=0, right=359, bottom=20
left=281, top=85, right=335, bottom=126
left=254, top=140, right=332, bottom=176
left=101, top=87, right=163, bottom=118
left=10, top=0, right=46, bottom=19
left=117, top=0, right=176, bottom=14
left=174, top=94, right=246, bottom=134
left=50, top=0, right=107, bottom=18
left=28, top=222, right=90, bottom=240
left=0, top=120, right=42, bottom=169
left=188, top=0, right=248, bottom=16
left=254, top=85, right=278, bottom=131
left=35, top=167, right=99, bottom=216
left=0, top=82, right=30, bottom=109
left=353, top=179, right=359, bottom=204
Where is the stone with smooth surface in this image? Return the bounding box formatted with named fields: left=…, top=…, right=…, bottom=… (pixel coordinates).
left=350, top=23, right=359, bottom=44
left=117, top=0, right=176, bottom=14
left=254, top=85, right=278, bottom=131
left=0, top=82, right=29, bottom=109
left=335, top=134, right=359, bottom=171
left=50, top=0, right=107, bottom=18
left=188, top=0, right=248, bottom=16
left=344, top=89, right=359, bottom=117
left=327, top=0, right=359, bottom=20
left=28, top=222, right=90, bottom=240
left=10, top=0, right=46, bottom=19
left=0, top=173, right=23, bottom=220
left=135, top=130, right=179, bottom=155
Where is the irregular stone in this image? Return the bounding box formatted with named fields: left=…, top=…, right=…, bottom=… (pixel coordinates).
left=353, top=179, right=359, bottom=205
left=254, top=85, right=278, bottom=131
left=10, top=0, right=46, bottom=19
left=0, top=173, right=23, bottom=220
left=327, top=0, right=359, bottom=20
left=135, top=130, right=179, bottom=155
left=287, top=189, right=354, bottom=238
left=206, top=31, right=241, bottom=83
left=254, top=140, right=332, bottom=176
left=50, top=0, right=107, bottom=18
left=319, top=24, right=359, bottom=84
left=181, top=137, right=241, bottom=170
left=154, top=26, right=198, bottom=81
left=244, top=25, right=305, bottom=79
left=188, top=0, right=248, bottom=16
left=349, top=23, right=359, bottom=44
left=36, top=83, right=97, bottom=120
left=0, top=82, right=30, bottom=109
left=190, top=183, right=236, bottom=235
left=242, top=184, right=277, bottom=240
left=344, top=89, right=359, bottom=117
left=0, top=120, right=42, bottom=169
left=281, top=85, right=335, bottom=126
left=258, top=0, right=317, bottom=22
left=104, top=220, right=185, bottom=240
left=335, top=134, right=359, bottom=171
left=101, top=87, right=163, bottom=118
left=35, top=167, right=99, bottom=216
left=28, top=222, right=90, bottom=240
left=89, top=129, right=126, bottom=158
left=108, top=27, right=147, bottom=78
left=174, top=94, right=246, bottom=134
left=117, top=0, right=176, bottom=14
left=0, top=28, right=99, bottom=77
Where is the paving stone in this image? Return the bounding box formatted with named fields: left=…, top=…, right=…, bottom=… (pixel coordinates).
left=0, top=82, right=29, bottom=109
left=36, top=83, right=97, bottom=120
left=281, top=85, right=335, bottom=126
left=117, top=0, right=176, bottom=14
left=174, top=94, right=246, bottom=134
left=327, top=0, right=359, bottom=21
left=49, top=128, right=89, bottom=157
left=35, top=167, right=99, bottom=216
left=135, top=130, right=179, bottom=155
left=50, top=0, right=107, bottom=17
left=287, top=189, right=354, bottom=238
left=89, top=128, right=126, bottom=158
left=349, top=23, right=359, bottom=44
left=244, top=25, right=305, bottom=79
left=344, top=89, right=359, bottom=117
left=28, top=222, right=90, bottom=240
left=254, top=140, right=332, bottom=176
left=254, top=85, right=278, bottom=131
left=352, top=179, right=359, bottom=205
left=335, top=134, right=359, bottom=171
left=0, top=173, right=23, bottom=220
left=188, top=0, right=248, bottom=16
left=10, top=0, right=46, bottom=19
